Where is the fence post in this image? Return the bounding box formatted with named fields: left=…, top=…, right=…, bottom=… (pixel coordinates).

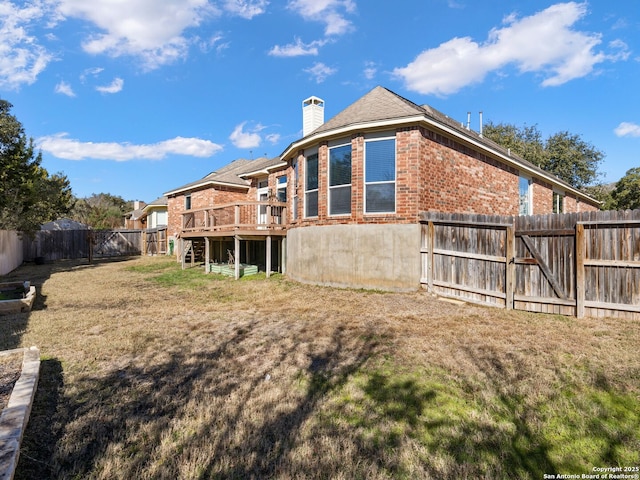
left=575, top=223, right=585, bottom=318
left=427, top=221, right=434, bottom=291
left=505, top=225, right=514, bottom=310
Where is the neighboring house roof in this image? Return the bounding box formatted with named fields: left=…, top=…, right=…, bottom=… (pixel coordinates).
left=164, top=157, right=283, bottom=196
left=142, top=196, right=168, bottom=212
left=124, top=208, right=145, bottom=222
left=41, top=218, right=90, bottom=230
left=283, top=86, right=598, bottom=205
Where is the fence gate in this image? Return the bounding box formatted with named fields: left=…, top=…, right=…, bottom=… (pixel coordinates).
left=92, top=230, right=142, bottom=258
left=420, top=210, right=640, bottom=320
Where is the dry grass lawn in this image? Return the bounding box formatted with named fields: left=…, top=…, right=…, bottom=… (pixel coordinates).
left=0, top=256, right=638, bottom=479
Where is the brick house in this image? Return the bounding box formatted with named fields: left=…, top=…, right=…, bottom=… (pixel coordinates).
left=165, top=86, right=599, bottom=290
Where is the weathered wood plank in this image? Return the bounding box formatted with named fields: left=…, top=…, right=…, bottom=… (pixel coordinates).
left=520, top=234, right=569, bottom=300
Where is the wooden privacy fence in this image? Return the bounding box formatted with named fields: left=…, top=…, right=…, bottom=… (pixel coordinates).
left=23, top=229, right=142, bottom=262
left=420, top=209, right=640, bottom=320
left=143, top=227, right=168, bottom=255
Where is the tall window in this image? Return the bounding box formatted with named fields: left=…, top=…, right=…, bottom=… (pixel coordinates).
left=292, top=160, right=299, bottom=220
left=305, top=153, right=318, bottom=217
left=329, top=143, right=352, bottom=215
left=365, top=137, right=396, bottom=213
left=519, top=176, right=531, bottom=215
left=185, top=194, right=192, bottom=210
left=277, top=175, right=287, bottom=202
left=553, top=191, right=564, bottom=214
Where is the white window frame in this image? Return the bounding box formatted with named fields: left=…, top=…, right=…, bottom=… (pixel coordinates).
left=364, top=133, right=396, bottom=215
left=552, top=190, right=564, bottom=214
left=292, top=159, right=299, bottom=221
left=304, top=149, right=319, bottom=218
left=328, top=139, right=352, bottom=216
left=519, top=176, right=532, bottom=215
left=185, top=194, right=192, bottom=211
left=257, top=177, right=269, bottom=226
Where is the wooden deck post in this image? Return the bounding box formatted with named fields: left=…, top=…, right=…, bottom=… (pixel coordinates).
left=266, top=235, right=272, bottom=278
left=576, top=223, right=585, bottom=318
left=281, top=237, right=287, bottom=274
left=204, top=238, right=210, bottom=274
left=505, top=226, right=515, bottom=310
left=234, top=235, right=240, bottom=280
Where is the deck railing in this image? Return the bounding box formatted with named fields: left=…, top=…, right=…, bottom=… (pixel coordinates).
left=181, top=201, right=288, bottom=233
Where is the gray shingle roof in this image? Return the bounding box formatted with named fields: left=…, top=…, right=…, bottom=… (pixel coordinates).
left=165, top=157, right=282, bottom=196
left=311, top=86, right=423, bottom=135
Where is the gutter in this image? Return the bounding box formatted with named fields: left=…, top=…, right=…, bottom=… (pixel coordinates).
left=280, top=114, right=598, bottom=205
left=164, top=180, right=250, bottom=197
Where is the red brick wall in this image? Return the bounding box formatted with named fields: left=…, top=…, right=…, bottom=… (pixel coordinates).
left=285, top=125, right=598, bottom=227
left=171, top=128, right=599, bottom=235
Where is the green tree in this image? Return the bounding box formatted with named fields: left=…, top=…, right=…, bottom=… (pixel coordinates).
left=483, top=122, right=604, bottom=189
left=71, top=193, right=131, bottom=229
left=609, top=167, right=640, bottom=210
left=0, top=99, right=73, bottom=235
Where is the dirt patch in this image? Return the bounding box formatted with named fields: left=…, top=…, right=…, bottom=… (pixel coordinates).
left=0, top=352, right=23, bottom=410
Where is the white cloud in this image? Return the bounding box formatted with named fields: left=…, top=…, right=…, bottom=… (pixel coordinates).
left=268, top=37, right=325, bottom=57
left=229, top=122, right=263, bottom=149
left=304, top=62, right=336, bottom=83
left=363, top=61, right=377, bottom=80
left=57, top=0, right=219, bottom=69
left=614, top=122, right=640, bottom=138
left=265, top=133, right=281, bottom=144
left=0, top=1, right=54, bottom=89
left=37, top=133, right=223, bottom=161
left=287, top=0, right=355, bottom=36
left=393, top=2, right=626, bottom=96
left=55, top=80, right=75, bottom=97
left=96, top=77, right=124, bottom=94
left=222, top=0, right=269, bottom=19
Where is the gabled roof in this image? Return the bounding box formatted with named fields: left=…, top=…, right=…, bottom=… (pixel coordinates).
left=311, top=86, right=422, bottom=135
left=142, top=196, right=168, bottom=213
left=164, top=157, right=284, bottom=196
left=283, top=86, right=598, bottom=205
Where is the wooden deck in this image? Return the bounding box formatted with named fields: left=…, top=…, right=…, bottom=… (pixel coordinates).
left=179, top=201, right=288, bottom=238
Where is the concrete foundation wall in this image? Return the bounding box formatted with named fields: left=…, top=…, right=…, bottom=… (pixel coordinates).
left=0, top=231, right=23, bottom=276
left=286, top=224, right=421, bottom=291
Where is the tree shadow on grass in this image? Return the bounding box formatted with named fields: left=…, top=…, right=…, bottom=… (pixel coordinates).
left=15, top=323, right=382, bottom=479
left=14, top=359, right=64, bottom=480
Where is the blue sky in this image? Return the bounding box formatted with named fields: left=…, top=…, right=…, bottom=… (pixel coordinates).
left=1, top=0, right=638, bottom=202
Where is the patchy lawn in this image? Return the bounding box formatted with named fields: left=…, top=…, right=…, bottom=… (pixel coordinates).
left=1, top=257, right=638, bottom=479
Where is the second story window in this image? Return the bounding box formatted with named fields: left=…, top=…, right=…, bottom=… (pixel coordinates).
left=277, top=175, right=287, bottom=202
left=305, top=152, right=318, bottom=218
left=329, top=142, right=352, bottom=215
left=185, top=194, right=192, bottom=210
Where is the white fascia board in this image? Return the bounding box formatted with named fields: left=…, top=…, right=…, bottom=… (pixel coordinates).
left=239, top=162, right=288, bottom=179
left=281, top=114, right=597, bottom=204
left=164, top=180, right=249, bottom=197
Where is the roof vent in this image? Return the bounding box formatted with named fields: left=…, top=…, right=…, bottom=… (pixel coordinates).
left=302, top=96, right=324, bottom=136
